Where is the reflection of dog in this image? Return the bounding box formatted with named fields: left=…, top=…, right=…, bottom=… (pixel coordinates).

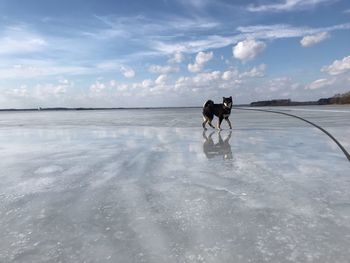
left=203, top=131, right=233, bottom=159
left=202, top=97, right=233, bottom=130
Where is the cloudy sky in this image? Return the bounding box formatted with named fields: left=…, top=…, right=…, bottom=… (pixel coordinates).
left=0, top=0, right=350, bottom=108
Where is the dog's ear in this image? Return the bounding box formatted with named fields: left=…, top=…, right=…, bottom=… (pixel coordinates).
left=230, top=96, right=232, bottom=99
left=223, top=97, right=225, bottom=100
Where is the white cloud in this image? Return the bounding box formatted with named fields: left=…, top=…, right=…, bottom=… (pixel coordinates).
left=178, top=0, right=209, bottom=10
left=236, top=23, right=350, bottom=41
left=176, top=65, right=267, bottom=93
left=87, top=75, right=171, bottom=99
left=152, top=35, right=237, bottom=55
left=143, top=22, right=350, bottom=60
left=142, top=79, right=153, bottom=88
left=268, top=77, right=294, bottom=92
left=53, top=85, right=66, bottom=95
left=5, top=85, right=29, bottom=98
left=300, top=32, right=329, bottom=47
left=307, top=78, right=334, bottom=90
left=175, top=71, right=226, bottom=92
left=165, top=15, right=219, bottom=31
left=93, top=14, right=219, bottom=38
left=239, top=64, right=267, bottom=78
left=187, top=63, right=201, bottom=73
left=222, top=68, right=239, bottom=81
left=87, top=17, right=350, bottom=59
left=5, top=80, right=74, bottom=104
left=0, top=61, right=89, bottom=80
left=151, top=23, right=350, bottom=56
left=97, top=61, right=121, bottom=70
left=54, top=79, right=73, bottom=95
left=0, top=70, right=287, bottom=108
left=321, top=55, right=350, bottom=75
left=97, top=61, right=136, bottom=78
left=120, top=66, right=135, bottom=78
left=305, top=74, right=350, bottom=93
left=0, top=26, right=47, bottom=55
left=247, top=0, right=332, bottom=12
left=237, top=24, right=308, bottom=39
left=90, top=14, right=221, bottom=56
left=188, top=51, right=213, bottom=73
left=148, top=64, right=179, bottom=74
left=195, top=51, right=214, bottom=65
left=168, top=51, right=184, bottom=64
left=90, top=82, right=107, bottom=93
left=155, top=74, right=168, bottom=85
left=84, top=65, right=266, bottom=98
left=233, top=39, right=266, bottom=62
left=34, top=83, right=70, bottom=99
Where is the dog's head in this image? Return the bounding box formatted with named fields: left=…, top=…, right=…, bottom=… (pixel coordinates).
left=222, top=96, right=232, bottom=108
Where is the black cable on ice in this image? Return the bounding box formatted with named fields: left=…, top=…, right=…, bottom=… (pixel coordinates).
left=232, top=107, right=350, bottom=162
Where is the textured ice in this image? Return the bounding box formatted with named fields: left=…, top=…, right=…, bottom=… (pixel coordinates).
left=0, top=106, right=350, bottom=263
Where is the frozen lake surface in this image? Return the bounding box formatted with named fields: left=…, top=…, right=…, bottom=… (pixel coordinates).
left=0, top=106, right=350, bottom=263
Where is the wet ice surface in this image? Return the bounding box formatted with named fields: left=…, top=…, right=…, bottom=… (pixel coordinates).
left=0, top=106, right=350, bottom=263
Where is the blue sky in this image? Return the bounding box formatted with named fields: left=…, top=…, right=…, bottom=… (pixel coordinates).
left=0, top=0, right=350, bottom=108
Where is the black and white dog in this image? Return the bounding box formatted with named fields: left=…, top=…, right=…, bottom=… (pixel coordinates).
left=202, top=96, right=233, bottom=130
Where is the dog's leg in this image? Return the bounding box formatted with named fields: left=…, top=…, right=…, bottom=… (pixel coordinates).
left=225, top=118, right=232, bottom=129
left=205, top=116, right=215, bottom=129
left=217, top=116, right=223, bottom=130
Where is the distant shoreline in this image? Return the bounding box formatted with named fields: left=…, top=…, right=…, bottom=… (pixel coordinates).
left=0, top=104, right=349, bottom=112
left=0, top=106, right=204, bottom=112
left=1, top=92, right=349, bottom=112
left=250, top=92, right=350, bottom=107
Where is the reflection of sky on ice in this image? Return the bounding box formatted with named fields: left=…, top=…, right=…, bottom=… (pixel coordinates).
left=0, top=106, right=349, bottom=262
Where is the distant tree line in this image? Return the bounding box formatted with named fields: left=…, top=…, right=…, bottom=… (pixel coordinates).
left=317, top=91, right=350, bottom=105
left=250, top=91, right=350, bottom=107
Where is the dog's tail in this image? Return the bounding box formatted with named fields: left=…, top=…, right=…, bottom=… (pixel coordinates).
left=203, top=100, right=214, bottom=108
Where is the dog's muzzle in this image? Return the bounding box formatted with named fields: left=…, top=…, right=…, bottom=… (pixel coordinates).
left=224, top=102, right=232, bottom=108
